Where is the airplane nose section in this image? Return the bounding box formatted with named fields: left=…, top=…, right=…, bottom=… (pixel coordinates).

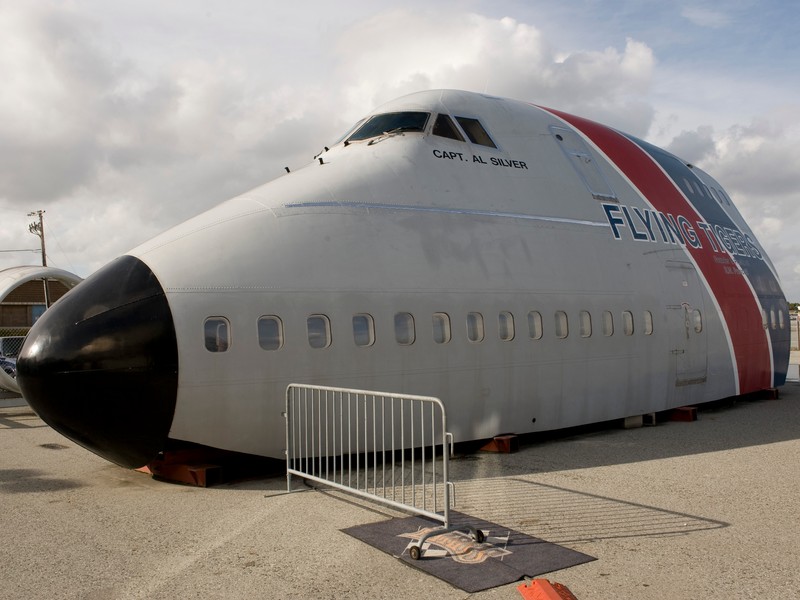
left=17, top=255, right=178, bottom=468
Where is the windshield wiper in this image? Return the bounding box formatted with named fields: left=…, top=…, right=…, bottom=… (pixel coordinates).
left=367, top=127, right=420, bottom=145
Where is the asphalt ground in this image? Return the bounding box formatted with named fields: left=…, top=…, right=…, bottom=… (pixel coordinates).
left=1, top=365, right=799, bottom=599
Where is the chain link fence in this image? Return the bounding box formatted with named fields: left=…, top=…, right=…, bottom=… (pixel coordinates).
left=0, top=330, right=26, bottom=358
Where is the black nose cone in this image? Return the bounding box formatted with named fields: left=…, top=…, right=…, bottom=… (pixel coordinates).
left=17, top=255, right=178, bottom=468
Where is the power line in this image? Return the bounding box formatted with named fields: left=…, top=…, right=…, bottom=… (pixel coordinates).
left=42, top=218, right=76, bottom=274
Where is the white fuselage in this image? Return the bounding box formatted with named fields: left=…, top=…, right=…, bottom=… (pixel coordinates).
left=123, top=91, right=787, bottom=459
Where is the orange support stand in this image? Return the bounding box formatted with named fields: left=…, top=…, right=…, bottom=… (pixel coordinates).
left=669, top=406, right=698, bottom=422
left=517, top=579, right=578, bottom=600
left=480, top=434, right=519, bottom=453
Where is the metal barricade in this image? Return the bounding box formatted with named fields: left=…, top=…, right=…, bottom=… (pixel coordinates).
left=284, top=384, right=454, bottom=527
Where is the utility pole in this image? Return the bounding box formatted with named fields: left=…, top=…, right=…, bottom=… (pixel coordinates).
left=27, top=210, right=50, bottom=308
left=27, top=210, right=47, bottom=267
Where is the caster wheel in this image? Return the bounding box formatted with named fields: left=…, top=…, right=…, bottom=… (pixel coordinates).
left=409, top=545, right=421, bottom=560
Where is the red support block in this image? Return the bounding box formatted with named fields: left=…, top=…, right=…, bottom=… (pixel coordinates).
left=669, top=406, right=698, bottom=422
left=517, top=579, right=578, bottom=600
left=480, top=434, right=519, bottom=453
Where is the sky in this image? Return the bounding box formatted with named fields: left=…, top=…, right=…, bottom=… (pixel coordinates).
left=1, top=0, right=798, bottom=300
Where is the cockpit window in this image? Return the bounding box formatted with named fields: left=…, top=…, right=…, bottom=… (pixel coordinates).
left=432, top=114, right=465, bottom=141
left=333, top=118, right=365, bottom=145
left=347, top=112, right=430, bottom=142
left=454, top=116, right=497, bottom=148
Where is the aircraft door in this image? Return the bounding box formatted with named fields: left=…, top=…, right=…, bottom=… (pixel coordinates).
left=664, top=261, right=708, bottom=387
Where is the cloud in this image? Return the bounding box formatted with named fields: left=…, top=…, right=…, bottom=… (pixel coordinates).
left=681, top=6, right=732, bottom=29
left=336, top=12, right=656, bottom=135
left=0, top=4, right=339, bottom=270
left=335, top=12, right=552, bottom=114
left=1, top=6, right=658, bottom=212
left=712, top=119, right=800, bottom=200
left=666, top=126, right=717, bottom=164
left=0, top=6, right=113, bottom=202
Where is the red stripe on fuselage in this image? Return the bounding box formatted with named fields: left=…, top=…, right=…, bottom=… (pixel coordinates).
left=543, top=108, right=771, bottom=393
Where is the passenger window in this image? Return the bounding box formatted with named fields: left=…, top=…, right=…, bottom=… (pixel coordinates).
left=527, top=311, right=543, bottom=340
left=394, top=312, right=416, bottom=345
left=204, top=317, right=230, bottom=352
left=307, top=315, right=331, bottom=349
left=644, top=311, right=654, bottom=335
left=778, top=310, right=785, bottom=330
left=258, top=316, right=283, bottom=351
left=555, top=311, right=569, bottom=339
left=353, top=314, right=375, bottom=347
left=602, top=311, right=614, bottom=336
left=761, top=309, right=768, bottom=329
left=432, top=313, right=451, bottom=344
left=579, top=311, right=592, bottom=338
left=432, top=114, right=465, bottom=141
left=693, top=310, right=703, bottom=333
left=498, top=311, right=515, bottom=341
left=770, top=309, right=777, bottom=330
left=623, top=311, right=634, bottom=336
left=467, top=312, right=485, bottom=342
left=348, top=112, right=430, bottom=142
left=455, top=117, right=497, bottom=148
